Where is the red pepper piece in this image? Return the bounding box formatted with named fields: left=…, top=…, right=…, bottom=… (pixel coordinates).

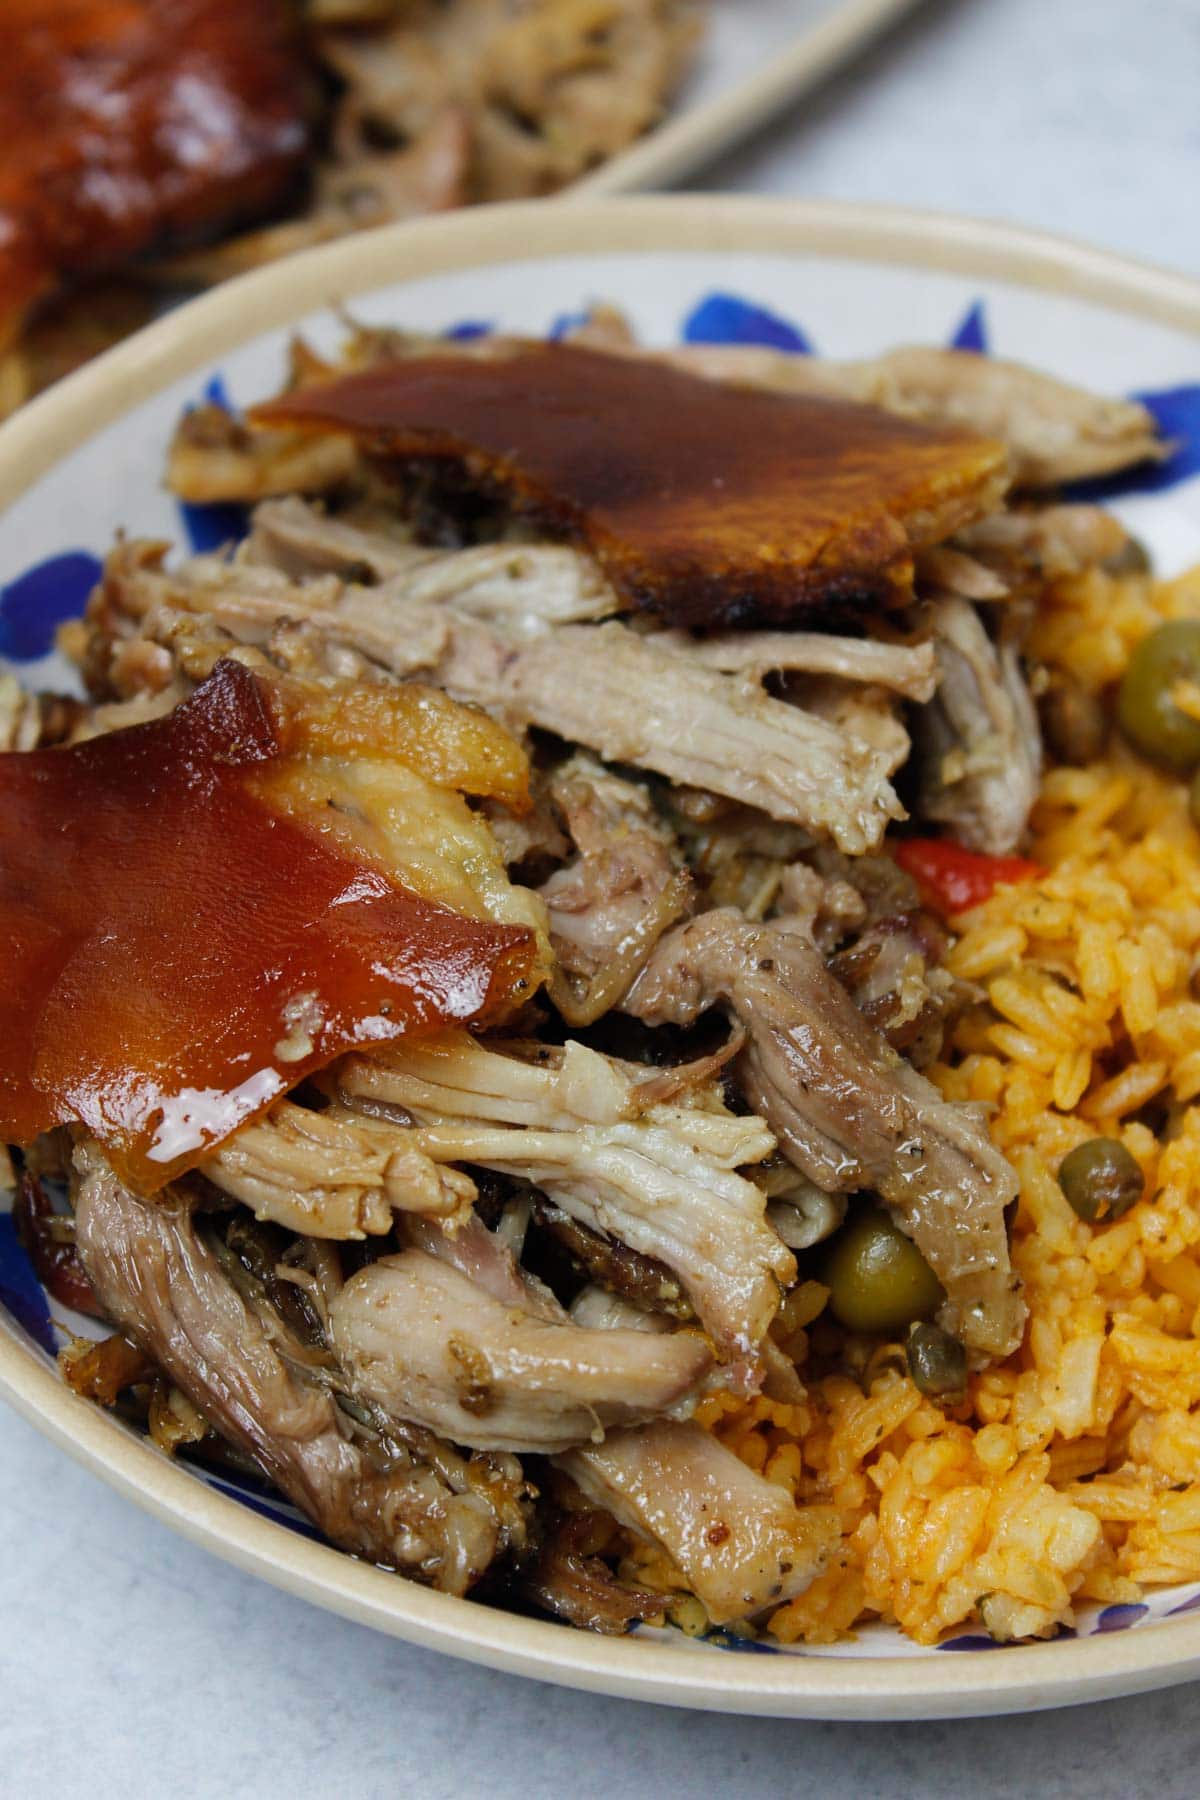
left=895, top=838, right=1042, bottom=916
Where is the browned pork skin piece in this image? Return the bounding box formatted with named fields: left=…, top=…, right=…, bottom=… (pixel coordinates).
left=72, top=1145, right=519, bottom=1593
left=327, top=1248, right=712, bottom=1453
left=0, top=0, right=313, bottom=354
left=557, top=1420, right=840, bottom=1625
left=626, top=911, right=1024, bottom=1361
left=251, top=341, right=1007, bottom=631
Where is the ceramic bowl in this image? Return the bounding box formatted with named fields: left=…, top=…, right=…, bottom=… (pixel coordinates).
left=3, top=196, right=1200, bottom=1717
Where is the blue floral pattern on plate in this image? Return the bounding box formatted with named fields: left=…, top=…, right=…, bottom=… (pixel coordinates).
left=0, top=552, right=103, bottom=662
left=682, top=291, right=814, bottom=353
left=949, top=298, right=989, bottom=352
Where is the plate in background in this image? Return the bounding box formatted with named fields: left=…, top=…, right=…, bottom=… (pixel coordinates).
left=573, top=0, right=925, bottom=197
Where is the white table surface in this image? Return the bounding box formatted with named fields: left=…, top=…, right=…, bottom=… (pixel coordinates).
left=4, top=1, right=1200, bottom=1793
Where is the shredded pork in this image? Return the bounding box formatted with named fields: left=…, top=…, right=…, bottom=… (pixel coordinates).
left=329, top=1246, right=711, bottom=1452
left=73, top=1144, right=527, bottom=1593
left=83, top=549, right=906, bottom=854
left=538, top=754, right=690, bottom=1023
left=626, top=910, right=1024, bottom=1361
left=13, top=313, right=1147, bottom=1647
left=336, top=1034, right=793, bottom=1356
left=201, top=1099, right=477, bottom=1238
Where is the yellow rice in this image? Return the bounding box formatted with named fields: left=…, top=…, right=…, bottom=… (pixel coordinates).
left=625, top=558, right=1200, bottom=1646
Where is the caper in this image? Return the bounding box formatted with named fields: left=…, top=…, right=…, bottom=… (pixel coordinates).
left=906, top=1321, right=967, bottom=1402
left=1117, top=620, right=1200, bottom=771
left=1104, top=535, right=1152, bottom=577
left=1039, top=680, right=1106, bottom=766
left=1057, top=1137, right=1144, bottom=1223
left=820, top=1204, right=944, bottom=1335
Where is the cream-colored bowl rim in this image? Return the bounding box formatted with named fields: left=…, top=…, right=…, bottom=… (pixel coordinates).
left=3, top=196, right=1200, bottom=1718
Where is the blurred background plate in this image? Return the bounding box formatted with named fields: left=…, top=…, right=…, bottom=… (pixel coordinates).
left=572, top=0, right=926, bottom=196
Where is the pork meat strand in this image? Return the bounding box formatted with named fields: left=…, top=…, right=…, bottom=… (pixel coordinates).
left=558, top=1420, right=840, bottom=1624
left=537, top=753, right=690, bottom=1023
left=649, top=627, right=938, bottom=699
left=201, top=1099, right=477, bottom=1238
left=328, top=1248, right=711, bottom=1453
left=914, top=595, right=1042, bottom=855
left=246, top=496, right=620, bottom=631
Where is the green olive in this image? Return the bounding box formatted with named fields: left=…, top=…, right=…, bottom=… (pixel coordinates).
left=1117, top=620, right=1200, bottom=771
left=906, top=1322, right=967, bottom=1401
left=820, top=1204, right=945, bottom=1335
left=1057, top=1137, right=1144, bottom=1223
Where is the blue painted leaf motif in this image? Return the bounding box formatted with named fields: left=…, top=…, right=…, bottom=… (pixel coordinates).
left=703, top=1629, right=782, bottom=1654
left=937, top=1633, right=1005, bottom=1651
left=1095, top=1602, right=1149, bottom=1632
left=0, top=551, right=103, bottom=661
left=0, top=1217, right=57, bottom=1356
left=1168, top=1590, right=1200, bottom=1615
left=177, top=369, right=250, bottom=554
left=445, top=320, right=493, bottom=341
left=549, top=309, right=592, bottom=342
left=949, top=299, right=989, bottom=353
left=179, top=498, right=250, bottom=556
left=202, top=373, right=234, bottom=411
left=682, top=292, right=814, bottom=354
left=203, top=1473, right=324, bottom=1540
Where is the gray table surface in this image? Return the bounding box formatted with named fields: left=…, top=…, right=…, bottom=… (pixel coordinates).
left=4, top=0, right=1199, bottom=1793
